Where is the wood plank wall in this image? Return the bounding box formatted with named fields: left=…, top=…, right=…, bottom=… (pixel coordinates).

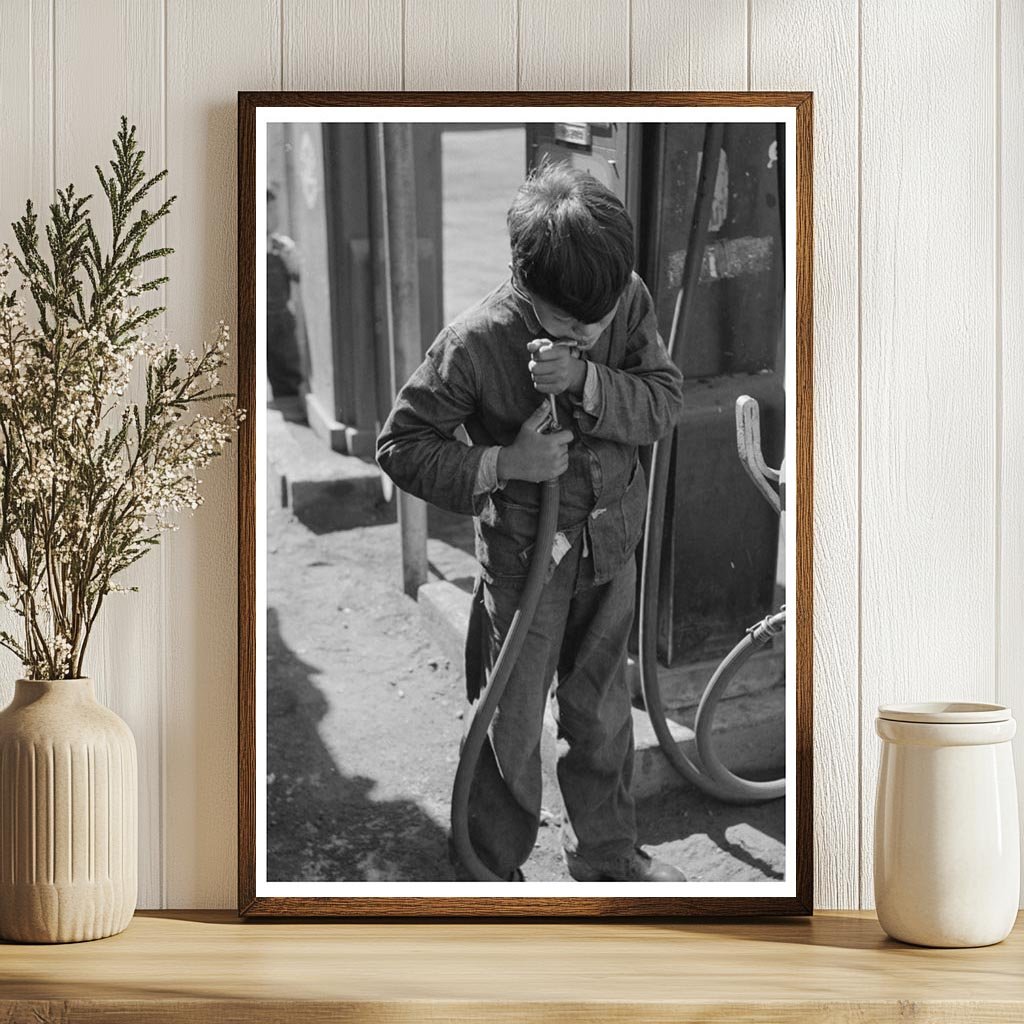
left=0, top=0, right=1016, bottom=911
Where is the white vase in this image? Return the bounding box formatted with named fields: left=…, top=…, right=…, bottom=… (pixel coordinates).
left=874, top=702, right=1019, bottom=947
left=0, top=678, right=137, bottom=943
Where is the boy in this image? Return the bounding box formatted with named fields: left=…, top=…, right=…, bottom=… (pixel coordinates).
left=376, top=163, right=685, bottom=882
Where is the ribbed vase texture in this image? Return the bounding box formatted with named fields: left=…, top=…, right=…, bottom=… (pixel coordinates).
left=0, top=678, right=137, bottom=943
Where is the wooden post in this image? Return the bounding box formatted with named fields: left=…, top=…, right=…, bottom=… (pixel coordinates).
left=379, top=123, right=429, bottom=597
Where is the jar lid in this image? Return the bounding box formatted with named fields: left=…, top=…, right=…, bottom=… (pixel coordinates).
left=877, top=701, right=1011, bottom=724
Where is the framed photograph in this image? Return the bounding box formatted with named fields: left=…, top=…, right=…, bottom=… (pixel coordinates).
left=237, top=91, right=812, bottom=917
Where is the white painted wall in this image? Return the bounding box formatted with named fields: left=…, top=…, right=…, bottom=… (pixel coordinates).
left=0, top=0, right=1018, bottom=911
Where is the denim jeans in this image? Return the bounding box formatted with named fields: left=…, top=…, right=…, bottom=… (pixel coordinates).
left=461, top=529, right=638, bottom=879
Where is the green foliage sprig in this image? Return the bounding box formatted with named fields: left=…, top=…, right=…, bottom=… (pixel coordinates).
left=0, top=117, right=243, bottom=679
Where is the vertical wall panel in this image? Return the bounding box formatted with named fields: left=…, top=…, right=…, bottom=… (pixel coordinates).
left=750, top=0, right=860, bottom=910
left=631, top=0, right=746, bottom=90
left=860, top=0, right=997, bottom=908
left=519, top=0, right=629, bottom=90
left=404, top=0, right=516, bottom=90
left=164, top=0, right=280, bottom=908
left=284, top=0, right=402, bottom=91
left=0, top=0, right=52, bottom=223
left=0, top=0, right=1018, bottom=913
left=52, top=0, right=166, bottom=909
left=0, top=2, right=52, bottom=697
left=1000, top=0, right=1024, bottom=900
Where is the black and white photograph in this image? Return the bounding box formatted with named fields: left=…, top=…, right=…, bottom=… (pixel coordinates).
left=240, top=97, right=811, bottom=916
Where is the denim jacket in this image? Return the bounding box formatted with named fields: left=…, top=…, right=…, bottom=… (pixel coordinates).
left=376, top=272, right=685, bottom=588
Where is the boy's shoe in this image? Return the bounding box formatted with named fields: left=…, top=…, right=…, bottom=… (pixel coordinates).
left=564, top=846, right=686, bottom=882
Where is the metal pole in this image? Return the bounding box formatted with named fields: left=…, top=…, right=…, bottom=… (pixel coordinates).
left=379, top=123, right=429, bottom=597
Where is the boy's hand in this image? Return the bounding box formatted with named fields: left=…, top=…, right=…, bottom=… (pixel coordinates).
left=528, top=339, right=587, bottom=396
left=497, top=403, right=573, bottom=482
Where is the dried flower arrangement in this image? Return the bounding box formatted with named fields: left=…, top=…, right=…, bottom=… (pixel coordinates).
left=0, top=117, right=243, bottom=680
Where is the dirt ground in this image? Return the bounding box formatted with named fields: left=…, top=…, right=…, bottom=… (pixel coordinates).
left=266, top=493, right=786, bottom=884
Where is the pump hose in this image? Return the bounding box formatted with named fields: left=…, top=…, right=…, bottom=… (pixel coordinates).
left=693, top=609, right=786, bottom=798
left=638, top=120, right=785, bottom=805
left=450, top=477, right=560, bottom=881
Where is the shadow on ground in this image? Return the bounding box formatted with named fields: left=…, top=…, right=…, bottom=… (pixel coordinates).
left=266, top=607, right=455, bottom=882
left=637, top=784, right=786, bottom=882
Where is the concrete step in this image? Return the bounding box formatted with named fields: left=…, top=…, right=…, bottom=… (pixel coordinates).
left=418, top=579, right=474, bottom=667
left=624, top=688, right=785, bottom=801
left=267, top=409, right=391, bottom=531
left=426, top=540, right=477, bottom=587
left=418, top=571, right=785, bottom=802
left=627, top=646, right=785, bottom=712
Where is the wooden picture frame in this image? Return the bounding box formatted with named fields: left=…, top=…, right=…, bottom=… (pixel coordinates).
left=238, top=91, right=813, bottom=917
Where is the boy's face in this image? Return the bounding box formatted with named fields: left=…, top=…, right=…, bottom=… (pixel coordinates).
left=524, top=288, right=620, bottom=351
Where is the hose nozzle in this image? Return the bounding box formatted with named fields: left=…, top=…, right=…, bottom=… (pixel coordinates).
left=534, top=337, right=578, bottom=432
left=546, top=393, right=559, bottom=431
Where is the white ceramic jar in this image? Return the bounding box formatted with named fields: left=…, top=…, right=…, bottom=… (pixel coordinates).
left=874, top=702, right=1019, bottom=947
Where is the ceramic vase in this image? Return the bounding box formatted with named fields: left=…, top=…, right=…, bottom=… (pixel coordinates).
left=874, top=702, right=1019, bottom=948
left=0, top=677, right=137, bottom=943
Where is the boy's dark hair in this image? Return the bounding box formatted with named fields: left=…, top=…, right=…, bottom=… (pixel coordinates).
left=507, top=162, right=634, bottom=324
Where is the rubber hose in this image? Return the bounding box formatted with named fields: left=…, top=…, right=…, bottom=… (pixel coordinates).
left=693, top=612, right=786, bottom=800
left=638, top=121, right=784, bottom=805
left=450, top=477, right=560, bottom=881
left=639, top=447, right=784, bottom=803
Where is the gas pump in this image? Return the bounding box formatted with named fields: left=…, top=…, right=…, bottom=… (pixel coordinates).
left=526, top=122, right=641, bottom=213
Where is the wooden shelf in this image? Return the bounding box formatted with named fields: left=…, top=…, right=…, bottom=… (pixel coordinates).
left=2, top=910, right=1022, bottom=1022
